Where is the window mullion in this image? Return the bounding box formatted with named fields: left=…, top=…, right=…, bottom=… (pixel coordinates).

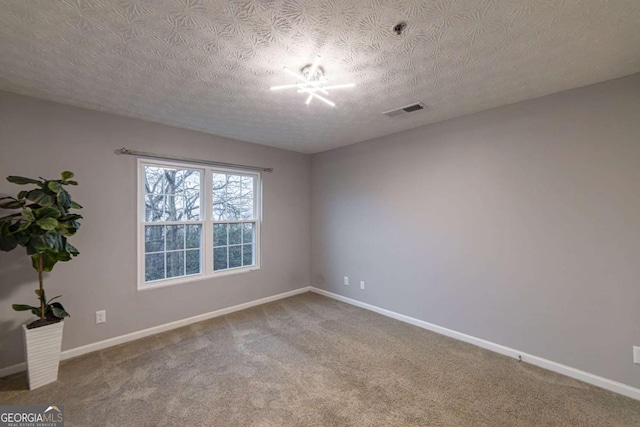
left=226, top=223, right=230, bottom=269
left=163, top=224, right=167, bottom=280
left=183, top=223, right=187, bottom=275
left=205, top=168, right=213, bottom=275
left=211, top=219, right=256, bottom=224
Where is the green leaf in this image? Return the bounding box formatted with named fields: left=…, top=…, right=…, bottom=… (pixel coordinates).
left=36, top=217, right=59, bottom=230
left=12, top=304, right=37, bottom=312
left=66, top=181, right=78, bottom=186
left=35, top=288, right=46, bottom=302
left=35, top=207, right=61, bottom=219
left=60, top=214, right=82, bottom=221
left=7, top=176, right=41, bottom=185
left=60, top=226, right=77, bottom=237
left=26, top=190, right=55, bottom=207
left=50, top=302, right=69, bottom=318
left=0, top=213, right=21, bottom=222
left=47, top=295, right=62, bottom=304
left=26, top=189, right=45, bottom=202
left=57, top=190, right=71, bottom=208
left=61, top=171, right=74, bottom=180
left=16, top=221, right=32, bottom=232
left=40, top=195, right=55, bottom=207
left=65, top=242, right=79, bottom=256
left=47, top=181, right=62, bottom=193
left=40, top=251, right=58, bottom=272
left=30, top=234, right=55, bottom=251
left=56, top=250, right=71, bottom=262
left=0, top=223, right=17, bottom=251
left=17, top=191, right=28, bottom=199
left=69, top=201, right=83, bottom=209
left=0, top=198, right=25, bottom=209
left=14, top=231, right=30, bottom=246
left=21, top=208, right=35, bottom=221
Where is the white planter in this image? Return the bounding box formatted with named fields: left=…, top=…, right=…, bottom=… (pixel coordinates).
left=22, top=320, right=64, bottom=390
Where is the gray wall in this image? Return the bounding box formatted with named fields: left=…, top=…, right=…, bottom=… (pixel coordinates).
left=311, top=74, right=640, bottom=388
left=2, top=74, right=639, bottom=391
left=0, top=91, right=311, bottom=370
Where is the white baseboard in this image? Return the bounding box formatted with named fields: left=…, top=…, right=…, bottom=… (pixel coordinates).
left=0, top=286, right=312, bottom=380
left=0, top=360, right=27, bottom=378
left=310, top=287, right=640, bottom=402
left=4, top=285, right=638, bottom=402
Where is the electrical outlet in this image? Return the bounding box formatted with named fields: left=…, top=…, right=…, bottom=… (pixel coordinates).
left=344, top=276, right=349, bottom=285
left=360, top=281, right=365, bottom=290
left=634, top=346, right=640, bottom=364
left=95, top=310, right=106, bottom=324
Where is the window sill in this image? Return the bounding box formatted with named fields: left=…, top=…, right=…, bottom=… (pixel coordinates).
left=137, top=266, right=260, bottom=291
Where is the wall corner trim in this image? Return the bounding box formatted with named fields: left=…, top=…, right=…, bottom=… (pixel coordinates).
left=310, top=287, right=640, bottom=402
left=0, top=286, right=312, bottom=379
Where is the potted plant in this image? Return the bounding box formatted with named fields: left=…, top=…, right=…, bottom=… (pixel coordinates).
left=0, top=171, right=82, bottom=389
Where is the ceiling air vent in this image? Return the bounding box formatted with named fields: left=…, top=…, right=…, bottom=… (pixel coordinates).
left=382, top=102, right=426, bottom=118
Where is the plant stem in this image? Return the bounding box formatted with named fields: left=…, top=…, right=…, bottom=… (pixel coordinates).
left=38, top=254, right=44, bottom=320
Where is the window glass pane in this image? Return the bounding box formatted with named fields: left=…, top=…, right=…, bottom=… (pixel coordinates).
left=145, top=195, right=164, bottom=222
left=180, top=172, right=201, bottom=194
left=242, top=244, right=253, bottom=266
left=186, top=249, right=201, bottom=275
left=162, top=195, right=182, bottom=221
left=229, top=223, right=242, bottom=245
left=144, top=165, right=201, bottom=222
left=145, top=253, right=165, bottom=281
left=212, top=173, right=254, bottom=220
left=165, top=195, right=199, bottom=221
left=213, top=223, right=227, bottom=247
left=186, top=224, right=202, bottom=249
left=229, top=245, right=242, bottom=268
left=144, top=166, right=166, bottom=195
left=166, top=251, right=185, bottom=278
left=242, top=223, right=254, bottom=244
left=166, top=225, right=185, bottom=251
left=145, top=225, right=164, bottom=252
left=214, top=247, right=228, bottom=271
left=184, top=191, right=200, bottom=220
left=160, top=168, right=200, bottom=195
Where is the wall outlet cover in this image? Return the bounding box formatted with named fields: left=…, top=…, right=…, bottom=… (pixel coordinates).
left=344, top=276, right=349, bottom=285
left=634, top=346, right=640, bottom=365
left=96, top=310, right=106, bottom=324
left=360, top=281, right=365, bottom=290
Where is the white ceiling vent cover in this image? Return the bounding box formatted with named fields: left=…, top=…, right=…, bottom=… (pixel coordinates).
left=382, top=103, right=426, bottom=118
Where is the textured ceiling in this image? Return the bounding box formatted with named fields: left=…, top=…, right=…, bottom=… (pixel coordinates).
left=0, top=0, right=639, bottom=154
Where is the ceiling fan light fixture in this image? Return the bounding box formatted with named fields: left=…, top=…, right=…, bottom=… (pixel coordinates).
left=271, top=55, right=354, bottom=107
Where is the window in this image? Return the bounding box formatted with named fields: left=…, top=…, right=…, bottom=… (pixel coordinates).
left=138, top=159, right=261, bottom=289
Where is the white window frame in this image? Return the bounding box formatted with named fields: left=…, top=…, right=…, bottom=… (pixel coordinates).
left=137, top=158, right=261, bottom=291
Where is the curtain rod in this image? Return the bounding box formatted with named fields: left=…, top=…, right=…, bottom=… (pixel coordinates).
left=114, top=148, right=273, bottom=173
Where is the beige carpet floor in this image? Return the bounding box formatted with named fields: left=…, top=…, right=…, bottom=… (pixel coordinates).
left=1, top=292, right=639, bottom=426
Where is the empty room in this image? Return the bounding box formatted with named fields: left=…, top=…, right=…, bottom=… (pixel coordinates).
left=0, top=0, right=639, bottom=425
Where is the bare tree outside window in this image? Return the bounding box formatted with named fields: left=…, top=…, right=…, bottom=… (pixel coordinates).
left=212, top=173, right=254, bottom=220
left=145, top=166, right=201, bottom=222
left=143, top=166, right=202, bottom=282
left=212, top=173, right=256, bottom=271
